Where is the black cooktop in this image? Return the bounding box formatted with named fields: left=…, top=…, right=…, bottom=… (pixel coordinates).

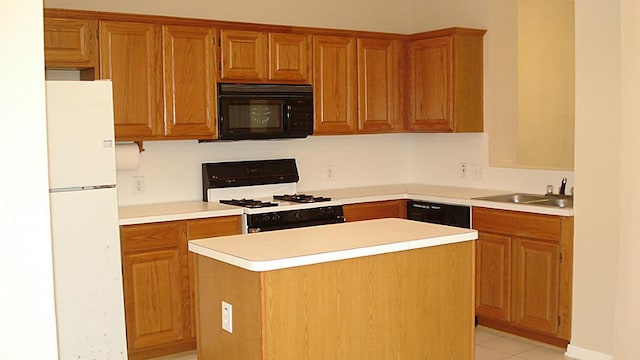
left=220, top=194, right=332, bottom=208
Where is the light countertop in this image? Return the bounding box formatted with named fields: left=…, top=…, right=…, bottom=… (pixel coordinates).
left=188, top=218, right=477, bottom=271
left=118, top=201, right=243, bottom=226
left=308, top=184, right=574, bottom=216
left=119, top=183, right=574, bottom=225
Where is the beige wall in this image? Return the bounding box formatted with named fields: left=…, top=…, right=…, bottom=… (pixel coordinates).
left=0, top=0, right=59, bottom=358
left=488, top=0, right=575, bottom=170
left=484, top=0, right=519, bottom=168
left=572, top=0, right=640, bottom=357
left=615, top=0, right=640, bottom=358
left=517, top=0, right=574, bottom=170
left=571, top=0, right=621, bottom=357
left=45, top=0, right=490, bottom=33
left=44, top=0, right=414, bottom=33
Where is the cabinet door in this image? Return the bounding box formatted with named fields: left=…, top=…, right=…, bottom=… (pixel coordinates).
left=220, top=29, right=267, bottom=80
left=313, top=35, right=357, bottom=134
left=343, top=200, right=406, bottom=222
left=162, top=25, right=217, bottom=138
left=357, top=38, right=400, bottom=132
left=120, top=222, right=191, bottom=356
left=408, top=36, right=453, bottom=132
left=100, top=21, right=163, bottom=140
left=512, top=238, right=560, bottom=335
left=268, top=33, right=311, bottom=82
left=476, top=232, right=511, bottom=322
left=44, top=17, right=98, bottom=68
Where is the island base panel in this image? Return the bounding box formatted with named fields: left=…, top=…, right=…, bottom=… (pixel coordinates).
left=195, top=241, right=475, bottom=359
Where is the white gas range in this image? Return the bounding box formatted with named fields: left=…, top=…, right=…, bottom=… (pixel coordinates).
left=202, top=159, right=344, bottom=233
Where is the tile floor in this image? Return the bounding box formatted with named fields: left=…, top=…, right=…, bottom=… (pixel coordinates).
left=152, top=326, right=574, bottom=360
left=475, top=326, right=574, bottom=360
left=154, top=350, right=197, bottom=360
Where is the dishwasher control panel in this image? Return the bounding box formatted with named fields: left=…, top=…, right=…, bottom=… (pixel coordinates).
left=406, top=200, right=471, bottom=228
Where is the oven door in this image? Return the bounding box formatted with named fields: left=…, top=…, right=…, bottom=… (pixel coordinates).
left=245, top=206, right=345, bottom=233
left=247, top=217, right=345, bottom=233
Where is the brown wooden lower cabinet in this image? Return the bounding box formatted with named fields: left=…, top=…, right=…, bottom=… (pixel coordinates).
left=120, top=215, right=241, bottom=359
left=343, top=199, right=407, bottom=222
left=473, top=207, right=573, bottom=347
left=476, top=231, right=511, bottom=322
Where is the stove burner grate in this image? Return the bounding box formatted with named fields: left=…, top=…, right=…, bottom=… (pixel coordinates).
left=220, top=199, right=279, bottom=208
left=273, top=194, right=332, bottom=203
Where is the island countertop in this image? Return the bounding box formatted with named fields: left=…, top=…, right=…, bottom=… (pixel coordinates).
left=188, top=218, right=477, bottom=272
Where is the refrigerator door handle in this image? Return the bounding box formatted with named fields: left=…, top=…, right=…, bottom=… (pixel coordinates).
left=49, top=184, right=116, bottom=193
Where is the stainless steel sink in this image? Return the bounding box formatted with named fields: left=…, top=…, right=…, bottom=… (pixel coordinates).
left=541, top=197, right=573, bottom=208
left=474, top=193, right=573, bottom=209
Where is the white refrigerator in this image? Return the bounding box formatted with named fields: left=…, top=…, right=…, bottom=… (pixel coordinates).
left=46, top=80, right=128, bottom=359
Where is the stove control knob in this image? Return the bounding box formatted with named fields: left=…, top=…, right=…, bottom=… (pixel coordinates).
left=320, top=207, right=333, bottom=217
left=294, top=211, right=303, bottom=220
left=262, top=214, right=272, bottom=223
left=271, top=213, right=281, bottom=222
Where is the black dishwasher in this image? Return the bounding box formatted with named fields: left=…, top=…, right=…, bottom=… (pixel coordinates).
left=406, top=200, right=471, bottom=228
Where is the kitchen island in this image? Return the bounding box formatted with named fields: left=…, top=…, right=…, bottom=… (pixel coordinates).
left=189, top=218, right=478, bottom=360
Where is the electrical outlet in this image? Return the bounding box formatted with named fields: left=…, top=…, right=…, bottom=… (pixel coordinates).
left=221, top=301, right=233, bottom=333
left=459, top=163, right=468, bottom=178
left=326, top=164, right=335, bottom=181
left=133, top=176, right=145, bottom=195
left=471, top=163, right=485, bottom=180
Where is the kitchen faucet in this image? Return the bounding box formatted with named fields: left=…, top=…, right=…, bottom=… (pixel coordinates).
left=546, top=178, right=570, bottom=197
left=559, top=177, right=567, bottom=196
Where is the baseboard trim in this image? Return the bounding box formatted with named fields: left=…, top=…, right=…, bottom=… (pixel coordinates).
left=565, top=345, right=613, bottom=360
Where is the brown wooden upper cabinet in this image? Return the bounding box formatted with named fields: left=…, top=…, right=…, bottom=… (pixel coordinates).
left=314, top=35, right=402, bottom=135
left=162, top=25, right=217, bottom=139
left=43, top=11, right=486, bottom=139
left=219, top=29, right=310, bottom=83
left=268, top=33, right=311, bottom=82
left=407, top=28, right=485, bottom=133
left=100, top=21, right=218, bottom=140
left=312, top=35, right=358, bottom=134
left=99, top=21, right=164, bottom=140
left=44, top=17, right=98, bottom=70
left=357, top=38, right=402, bottom=132
left=219, top=29, right=267, bottom=80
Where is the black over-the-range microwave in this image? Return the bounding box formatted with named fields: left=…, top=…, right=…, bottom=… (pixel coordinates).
left=217, top=83, right=314, bottom=140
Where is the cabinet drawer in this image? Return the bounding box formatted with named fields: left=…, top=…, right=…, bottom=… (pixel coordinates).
left=343, top=200, right=406, bottom=222
left=472, top=207, right=561, bottom=242
left=186, top=216, right=242, bottom=240
left=120, top=221, right=183, bottom=253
